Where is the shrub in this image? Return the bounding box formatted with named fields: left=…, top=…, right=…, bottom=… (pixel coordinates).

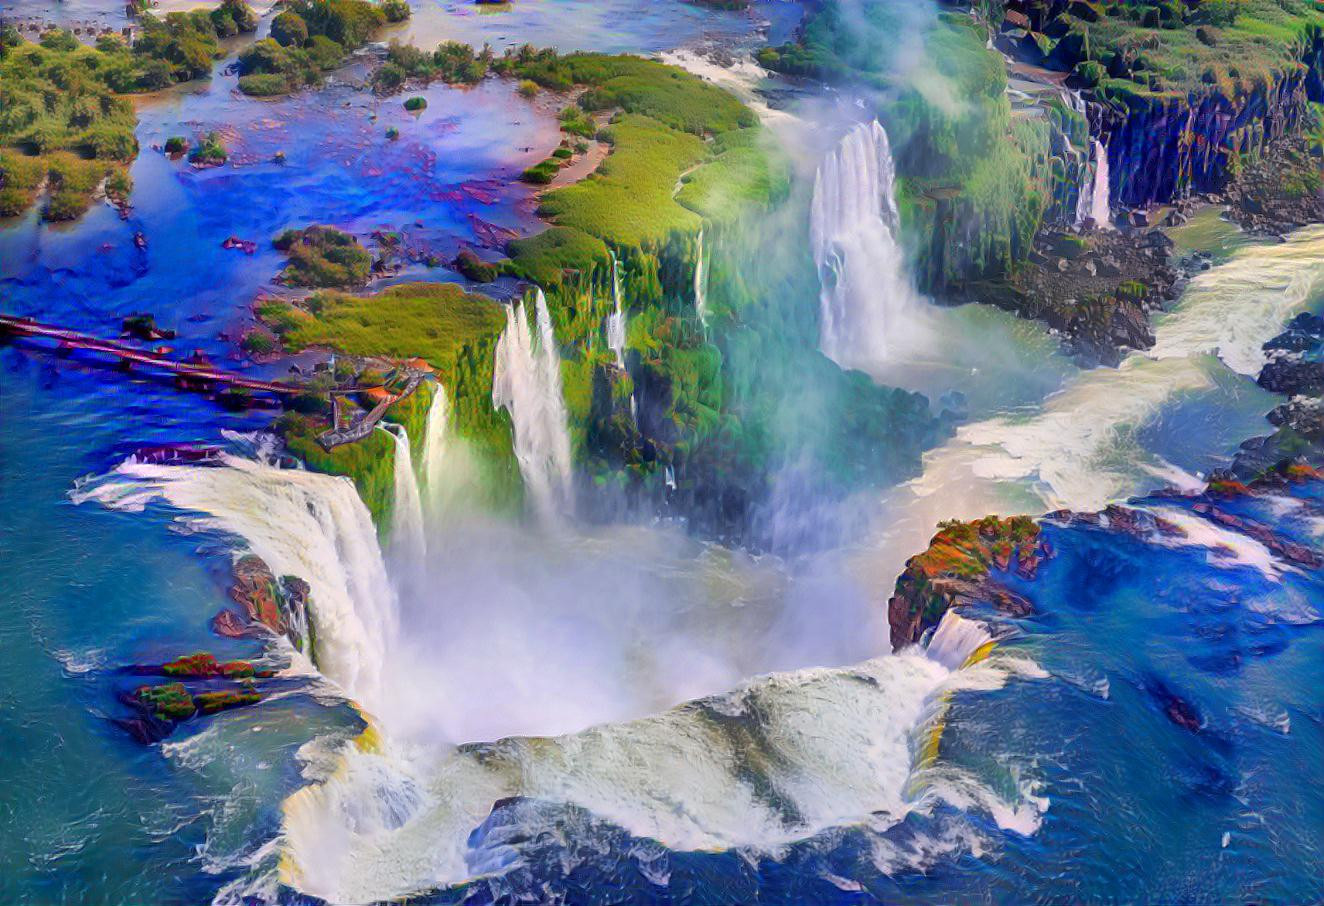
left=270, top=11, right=309, bottom=47
left=517, top=78, right=539, bottom=98
left=373, top=61, right=405, bottom=92
left=239, top=71, right=291, bottom=96
left=274, top=224, right=373, bottom=287
left=380, top=0, right=411, bottom=22
left=403, top=95, right=427, bottom=111
left=164, top=135, right=188, bottom=153
left=452, top=249, right=499, bottom=282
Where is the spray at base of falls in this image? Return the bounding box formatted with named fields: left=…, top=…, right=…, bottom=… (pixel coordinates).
left=385, top=423, right=426, bottom=569
left=73, top=446, right=1043, bottom=904
left=492, top=289, right=575, bottom=523
left=278, top=610, right=1041, bottom=905
left=811, top=120, right=925, bottom=367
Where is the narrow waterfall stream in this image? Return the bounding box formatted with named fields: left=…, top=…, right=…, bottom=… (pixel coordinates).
left=492, top=290, right=576, bottom=523
left=385, top=423, right=427, bottom=570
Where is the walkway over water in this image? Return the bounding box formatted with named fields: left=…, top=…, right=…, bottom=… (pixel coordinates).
left=0, top=315, right=303, bottom=396
left=1, top=314, right=431, bottom=450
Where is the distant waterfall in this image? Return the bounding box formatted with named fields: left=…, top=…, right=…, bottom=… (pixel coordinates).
left=605, top=253, right=639, bottom=422
left=420, top=382, right=452, bottom=522
left=694, top=228, right=709, bottom=327
left=606, top=253, right=627, bottom=370
left=384, top=423, right=426, bottom=568
left=1086, top=139, right=1111, bottom=229
left=810, top=120, right=922, bottom=366
left=493, top=290, right=575, bottom=523
left=73, top=456, right=396, bottom=704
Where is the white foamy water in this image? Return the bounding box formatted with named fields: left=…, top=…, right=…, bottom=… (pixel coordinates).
left=1086, top=139, right=1111, bottom=229
left=694, top=227, right=709, bottom=327
left=72, top=456, right=396, bottom=707
left=385, top=423, right=426, bottom=570
left=854, top=226, right=1324, bottom=590
left=492, top=289, right=575, bottom=523
left=280, top=609, right=1031, bottom=904
left=420, top=382, right=450, bottom=519
left=607, top=253, right=628, bottom=369
left=1144, top=505, right=1285, bottom=580
left=76, top=444, right=1038, bottom=905
left=811, top=120, right=924, bottom=367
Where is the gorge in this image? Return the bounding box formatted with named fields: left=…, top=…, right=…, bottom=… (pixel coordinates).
left=4, top=0, right=1324, bottom=903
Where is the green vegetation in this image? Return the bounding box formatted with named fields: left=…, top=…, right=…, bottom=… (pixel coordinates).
left=238, top=0, right=408, bottom=96
left=259, top=284, right=519, bottom=516
left=1006, top=0, right=1324, bottom=100
left=0, top=36, right=138, bottom=219
left=403, top=95, right=427, bottom=111
left=188, top=130, right=228, bottom=165
left=273, top=225, right=373, bottom=287
left=452, top=249, right=501, bottom=282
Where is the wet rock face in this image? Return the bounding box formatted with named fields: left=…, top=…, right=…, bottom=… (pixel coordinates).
left=887, top=463, right=1324, bottom=654
left=887, top=515, right=1046, bottom=652
left=1096, top=66, right=1318, bottom=208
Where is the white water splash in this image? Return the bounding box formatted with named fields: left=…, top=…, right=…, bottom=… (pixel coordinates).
left=72, top=456, right=395, bottom=706
left=811, top=120, right=924, bottom=367
left=385, top=424, right=426, bottom=570
left=420, top=383, right=451, bottom=523
left=280, top=636, right=1036, bottom=904
left=923, top=611, right=993, bottom=671
left=607, top=253, right=627, bottom=369
left=1086, top=139, right=1110, bottom=229
left=694, top=227, right=709, bottom=327
left=492, top=289, right=575, bottom=523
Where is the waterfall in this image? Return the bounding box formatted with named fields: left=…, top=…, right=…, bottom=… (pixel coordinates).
left=384, top=423, right=426, bottom=568
left=420, top=382, right=452, bottom=521
left=810, top=120, right=922, bottom=366
left=694, top=228, right=709, bottom=328
left=72, top=455, right=397, bottom=705
left=492, top=289, right=575, bottom=523
left=1087, top=139, right=1111, bottom=229
left=924, top=611, right=994, bottom=670
left=606, top=254, right=639, bottom=422
left=606, top=253, right=627, bottom=369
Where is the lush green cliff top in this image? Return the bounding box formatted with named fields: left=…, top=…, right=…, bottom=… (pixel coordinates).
left=1004, top=0, right=1324, bottom=102
left=260, top=282, right=504, bottom=374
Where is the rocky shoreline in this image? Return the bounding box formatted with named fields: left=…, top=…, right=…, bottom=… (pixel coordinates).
left=887, top=462, right=1324, bottom=664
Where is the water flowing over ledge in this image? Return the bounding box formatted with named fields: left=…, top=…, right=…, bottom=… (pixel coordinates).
left=492, top=290, right=576, bottom=525
left=811, top=120, right=924, bottom=367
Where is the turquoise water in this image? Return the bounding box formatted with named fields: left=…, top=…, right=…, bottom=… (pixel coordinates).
left=4, top=2, right=1324, bottom=903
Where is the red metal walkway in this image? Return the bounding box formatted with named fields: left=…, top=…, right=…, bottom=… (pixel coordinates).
left=0, top=314, right=301, bottom=395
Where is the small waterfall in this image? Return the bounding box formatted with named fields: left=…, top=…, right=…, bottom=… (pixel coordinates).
left=384, top=423, right=426, bottom=568
left=605, top=253, right=639, bottom=422
left=810, top=120, right=922, bottom=366
left=420, top=382, right=452, bottom=521
left=924, top=611, right=994, bottom=670
left=606, top=253, right=627, bottom=369
left=492, top=289, right=575, bottom=523
left=1087, top=139, right=1111, bottom=229
left=694, top=228, right=709, bottom=328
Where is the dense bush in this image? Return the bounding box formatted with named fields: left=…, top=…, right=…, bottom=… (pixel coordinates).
left=270, top=11, right=309, bottom=47
left=274, top=225, right=373, bottom=287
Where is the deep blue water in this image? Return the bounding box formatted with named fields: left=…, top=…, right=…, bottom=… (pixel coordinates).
left=4, top=1, right=1324, bottom=903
